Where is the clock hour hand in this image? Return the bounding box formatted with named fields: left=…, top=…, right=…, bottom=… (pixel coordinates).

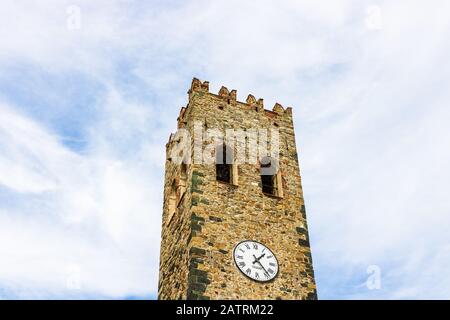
left=252, top=253, right=265, bottom=264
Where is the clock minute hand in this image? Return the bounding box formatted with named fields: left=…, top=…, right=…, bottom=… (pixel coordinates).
left=252, top=254, right=269, bottom=276
left=256, top=260, right=269, bottom=276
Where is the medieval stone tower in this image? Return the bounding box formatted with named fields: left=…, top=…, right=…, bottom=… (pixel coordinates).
left=158, top=78, right=317, bottom=300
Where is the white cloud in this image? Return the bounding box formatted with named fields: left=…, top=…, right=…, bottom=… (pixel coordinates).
left=1, top=0, right=450, bottom=299
left=0, top=101, right=162, bottom=298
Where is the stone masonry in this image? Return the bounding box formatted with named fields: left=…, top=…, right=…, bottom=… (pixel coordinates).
left=158, top=78, right=317, bottom=300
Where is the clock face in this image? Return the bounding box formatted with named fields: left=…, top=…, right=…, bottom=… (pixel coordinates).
left=233, top=240, right=279, bottom=282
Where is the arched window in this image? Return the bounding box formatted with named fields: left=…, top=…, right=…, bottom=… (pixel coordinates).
left=216, top=143, right=233, bottom=183
left=260, top=156, right=283, bottom=197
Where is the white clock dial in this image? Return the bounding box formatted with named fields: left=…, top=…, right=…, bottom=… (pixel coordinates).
left=233, top=240, right=279, bottom=282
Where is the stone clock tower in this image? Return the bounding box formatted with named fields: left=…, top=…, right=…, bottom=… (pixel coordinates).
left=158, top=78, right=317, bottom=300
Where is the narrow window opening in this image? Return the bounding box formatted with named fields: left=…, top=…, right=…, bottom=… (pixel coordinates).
left=261, top=172, right=276, bottom=195
left=216, top=144, right=232, bottom=183
left=178, top=163, right=187, bottom=205
left=166, top=180, right=177, bottom=225
left=260, top=156, right=282, bottom=197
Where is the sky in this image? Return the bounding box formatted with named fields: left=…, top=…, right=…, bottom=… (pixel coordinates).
left=0, top=0, right=450, bottom=299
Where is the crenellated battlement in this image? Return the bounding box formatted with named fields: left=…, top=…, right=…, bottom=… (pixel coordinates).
left=169, top=78, right=294, bottom=145
left=187, top=77, right=292, bottom=116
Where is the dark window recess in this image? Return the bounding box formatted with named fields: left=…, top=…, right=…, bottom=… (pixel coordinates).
left=261, top=174, right=276, bottom=195
left=260, top=156, right=277, bottom=196
left=216, top=164, right=231, bottom=183
left=216, top=144, right=232, bottom=183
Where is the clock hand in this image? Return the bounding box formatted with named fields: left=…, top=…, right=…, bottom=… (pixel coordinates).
left=252, top=254, right=269, bottom=276
left=256, top=260, right=269, bottom=276
left=252, top=253, right=265, bottom=264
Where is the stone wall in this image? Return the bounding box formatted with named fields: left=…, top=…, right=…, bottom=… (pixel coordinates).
left=158, top=78, right=317, bottom=300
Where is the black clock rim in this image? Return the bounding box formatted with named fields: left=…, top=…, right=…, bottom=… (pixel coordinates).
left=232, top=239, right=280, bottom=283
